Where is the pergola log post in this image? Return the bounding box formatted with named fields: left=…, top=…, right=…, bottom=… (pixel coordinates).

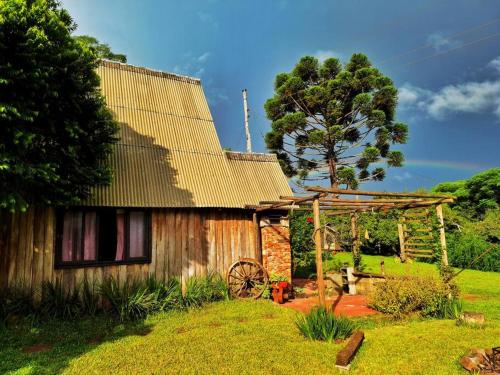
left=350, top=213, right=360, bottom=270
left=313, top=197, right=326, bottom=308
left=397, top=223, right=407, bottom=262
left=435, top=204, right=449, bottom=266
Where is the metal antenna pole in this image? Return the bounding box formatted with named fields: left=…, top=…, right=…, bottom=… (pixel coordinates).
left=242, top=89, right=252, bottom=153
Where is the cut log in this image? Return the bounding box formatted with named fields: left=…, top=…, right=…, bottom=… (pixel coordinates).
left=335, top=330, right=365, bottom=368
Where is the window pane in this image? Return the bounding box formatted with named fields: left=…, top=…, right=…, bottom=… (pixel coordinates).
left=129, top=211, right=146, bottom=258
left=83, top=212, right=97, bottom=261
left=62, top=211, right=83, bottom=262
left=115, top=212, right=125, bottom=261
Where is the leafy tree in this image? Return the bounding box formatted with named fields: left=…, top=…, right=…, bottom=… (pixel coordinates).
left=73, top=35, right=127, bottom=63
left=433, top=168, right=500, bottom=217
left=264, top=54, right=408, bottom=188
left=0, top=0, right=118, bottom=211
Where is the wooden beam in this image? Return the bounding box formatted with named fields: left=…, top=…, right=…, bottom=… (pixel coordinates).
left=255, top=195, right=318, bottom=212
left=407, top=254, right=434, bottom=258
left=435, top=204, right=449, bottom=266
left=313, top=197, right=326, bottom=308
left=305, top=186, right=455, bottom=200
left=280, top=196, right=424, bottom=204
left=326, top=210, right=358, bottom=216
left=395, top=198, right=454, bottom=208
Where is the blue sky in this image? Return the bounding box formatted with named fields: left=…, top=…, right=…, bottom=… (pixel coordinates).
left=63, top=0, right=500, bottom=192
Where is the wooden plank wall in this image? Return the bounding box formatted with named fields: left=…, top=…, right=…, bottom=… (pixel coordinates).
left=0, top=207, right=259, bottom=293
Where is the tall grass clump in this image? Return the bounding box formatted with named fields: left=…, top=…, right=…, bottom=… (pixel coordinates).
left=436, top=297, right=463, bottom=319
left=0, top=285, right=35, bottom=325
left=144, top=277, right=184, bottom=311
left=296, top=307, right=355, bottom=342
left=368, top=275, right=459, bottom=319
left=99, top=277, right=157, bottom=322
left=40, top=279, right=82, bottom=320
left=183, top=271, right=229, bottom=308
left=80, top=278, right=100, bottom=316
left=2, top=272, right=229, bottom=324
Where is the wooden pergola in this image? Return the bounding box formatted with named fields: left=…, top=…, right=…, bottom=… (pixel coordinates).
left=253, top=186, right=455, bottom=307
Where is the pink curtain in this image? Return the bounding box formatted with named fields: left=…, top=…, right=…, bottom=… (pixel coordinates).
left=62, top=212, right=83, bottom=261
left=83, top=212, right=97, bottom=261
left=129, top=211, right=145, bottom=258
left=115, top=212, right=125, bottom=261
left=62, top=212, right=74, bottom=262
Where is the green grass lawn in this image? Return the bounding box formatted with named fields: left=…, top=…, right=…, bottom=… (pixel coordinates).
left=1, top=255, right=498, bottom=375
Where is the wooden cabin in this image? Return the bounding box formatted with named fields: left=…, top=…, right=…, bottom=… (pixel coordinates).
left=0, top=60, right=293, bottom=293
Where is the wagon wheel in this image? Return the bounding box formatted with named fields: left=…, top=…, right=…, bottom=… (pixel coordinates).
left=226, top=258, right=269, bottom=299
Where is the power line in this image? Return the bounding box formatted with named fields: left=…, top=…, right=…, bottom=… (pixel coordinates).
left=403, top=31, right=500, bottom=67
left=381, top=16, right=500, bottom=64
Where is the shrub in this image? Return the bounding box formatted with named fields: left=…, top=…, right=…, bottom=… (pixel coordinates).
left=40, top=280, right=82, bottom=320
left=80, top=278, right=100, bottom=316
left=447, top=233, right=499, bottom=272
left=0, top=286, right=35, bottom=325
left=2, top=272, right=229, bottom=323
left=99, top=278, right=157, bottom=322
left=368, top=276, right=459, bottom=319
left=145, top=277, right=183, bottom=311
left=296, top=307, right=355, bottom=342
left=183, top=271, right=228, bottom=308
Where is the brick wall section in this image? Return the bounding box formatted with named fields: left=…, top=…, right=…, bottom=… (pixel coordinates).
left=261, top=218, right=292, bottom=281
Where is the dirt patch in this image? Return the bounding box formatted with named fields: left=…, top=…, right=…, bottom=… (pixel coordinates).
left=175, top=327, right=188, bottom=334
left=237, top=317, right=248, bottom=324
left=463, top=294, right=481, bottom=301
left=209, top=322, right=223, bottom=328
left=22, top=343, right=53, bottom=354
left=281, top=295, right=378, bottom=317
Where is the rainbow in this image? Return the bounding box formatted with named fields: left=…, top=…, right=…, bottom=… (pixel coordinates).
left=403, top=159, right=494, bottom=171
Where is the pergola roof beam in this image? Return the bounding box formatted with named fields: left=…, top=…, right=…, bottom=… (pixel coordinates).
left=305, top=186, right=455, bottom=200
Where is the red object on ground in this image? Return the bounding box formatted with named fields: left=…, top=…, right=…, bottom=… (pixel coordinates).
left=271, top=281, right=291, bottom=304
left=282, top=295, right=378, bottom=317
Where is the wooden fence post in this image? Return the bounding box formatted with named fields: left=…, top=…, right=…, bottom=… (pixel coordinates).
left=350, top=213, right=360, bottom=269
left=397, top=223, right=407, bottom=262
left=435, top=204, right=449, bottom=266
left=313, top=197, right=326, bottom=308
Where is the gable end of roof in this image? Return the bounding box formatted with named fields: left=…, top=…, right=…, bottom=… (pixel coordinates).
left=100, top=59, right=201, bottom=85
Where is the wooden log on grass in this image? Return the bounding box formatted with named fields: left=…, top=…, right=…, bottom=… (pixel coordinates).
left=335, top=330, right=365, bottom=368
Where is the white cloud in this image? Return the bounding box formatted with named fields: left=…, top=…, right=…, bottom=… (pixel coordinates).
left=399, top=57, right=500, bottom=120
left=427, top=80, right=500, bottom=119
left=427, top=33, right=462, bottom=52
left=197, top=52, right=211, bottom=63
left=398, top=84, right=431, bottom=107
left=313, top=50, right=342, bottom=62
left=394, top=172, right=412, bottom=181
left=197, top=11, right=218, bottom=28
left=172, top=51, right=211, bottom=78
left=488, top=56, right=500, bottom=73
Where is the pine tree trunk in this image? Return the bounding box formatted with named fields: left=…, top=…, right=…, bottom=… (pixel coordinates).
left=328, top=157, right=338, bottom=189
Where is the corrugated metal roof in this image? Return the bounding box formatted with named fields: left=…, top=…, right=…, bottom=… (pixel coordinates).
left=84, top=60, right=292, bottom=208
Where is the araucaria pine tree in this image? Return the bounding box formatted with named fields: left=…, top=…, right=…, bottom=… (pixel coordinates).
left=265, top=54, right=408, bottom=189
